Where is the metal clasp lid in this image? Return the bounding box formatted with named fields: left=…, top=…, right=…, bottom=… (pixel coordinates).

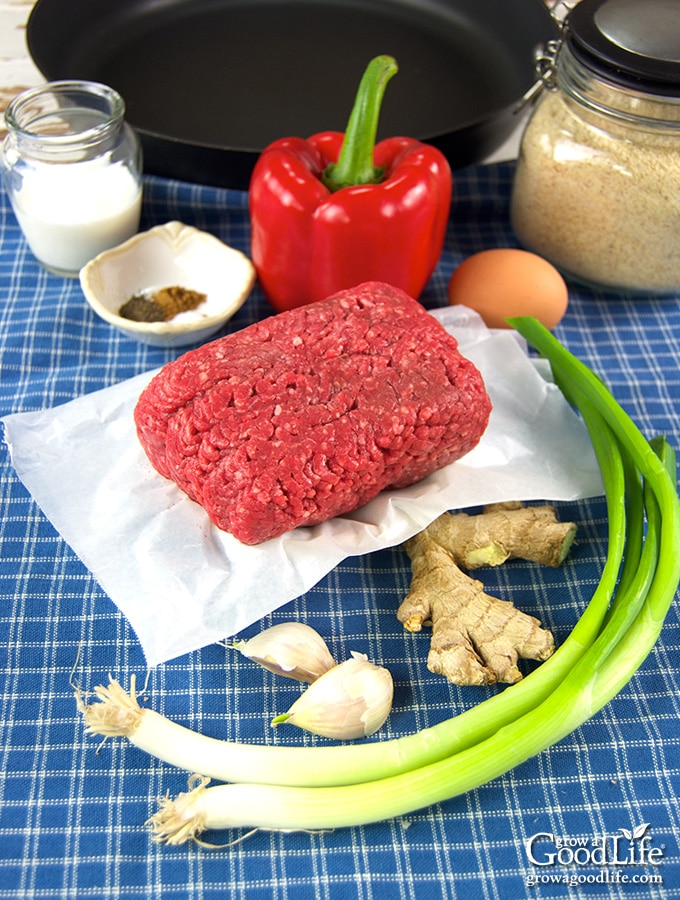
left=513, top=0, right=580, bottom=115
left=547, top=0, right=581, bottom=24
left=514, top=39, right=562, bottom=113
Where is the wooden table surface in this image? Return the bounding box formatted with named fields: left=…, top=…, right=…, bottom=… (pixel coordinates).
left=0, top=0, right=42, bottom=135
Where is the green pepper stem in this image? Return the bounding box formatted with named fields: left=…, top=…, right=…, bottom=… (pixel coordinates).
left=322, top=55, right=398, bottom=192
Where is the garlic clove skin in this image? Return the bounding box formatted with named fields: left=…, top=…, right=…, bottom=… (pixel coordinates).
left=230, top=622, right=336, bottom=683
left=271, top=651, right=394, bottom=740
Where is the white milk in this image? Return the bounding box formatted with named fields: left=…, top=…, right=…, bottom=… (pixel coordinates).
left=11, top=158, right=142, bottom=275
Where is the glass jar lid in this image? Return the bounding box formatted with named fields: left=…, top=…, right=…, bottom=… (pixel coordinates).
left=566, top=0, right=680, bottom=93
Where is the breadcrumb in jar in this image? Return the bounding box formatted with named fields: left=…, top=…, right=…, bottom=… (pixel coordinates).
left=511, top=88, right=680, bottom=294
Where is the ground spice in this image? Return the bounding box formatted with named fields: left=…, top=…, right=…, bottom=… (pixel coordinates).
left=119, top=286, right=207, bottom=322
left=511, top=90, right=680, bottom=293
left=119, top=295, right=166, bottom=322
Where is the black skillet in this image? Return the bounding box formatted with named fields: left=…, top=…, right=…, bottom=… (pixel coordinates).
left=26, top=0, right=558, bottom=189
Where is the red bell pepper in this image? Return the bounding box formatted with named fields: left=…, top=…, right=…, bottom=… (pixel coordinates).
left=249, top=56, right=452, bottom=312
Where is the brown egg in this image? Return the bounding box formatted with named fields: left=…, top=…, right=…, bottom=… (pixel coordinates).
left=447, top=248, right=569, bottom=330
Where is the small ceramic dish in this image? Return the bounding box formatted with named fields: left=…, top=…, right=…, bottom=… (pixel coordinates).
left=79, top=220, right=256, bottom=347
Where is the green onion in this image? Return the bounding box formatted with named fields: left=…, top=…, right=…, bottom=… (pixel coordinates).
left=80, top=320, right=680, bottom=842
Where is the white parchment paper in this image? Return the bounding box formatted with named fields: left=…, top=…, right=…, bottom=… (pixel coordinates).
left=2, top=307, right=603, bottom=664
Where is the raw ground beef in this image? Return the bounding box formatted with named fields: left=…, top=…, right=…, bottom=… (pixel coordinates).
left=134, top=282, right=492, bottom=544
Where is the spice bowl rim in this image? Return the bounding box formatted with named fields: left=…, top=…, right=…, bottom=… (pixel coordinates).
left=79, top=220, right=256, bottom=347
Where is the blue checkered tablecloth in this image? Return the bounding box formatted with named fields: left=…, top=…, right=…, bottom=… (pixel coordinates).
left=1, top=162, right=678, bottom=899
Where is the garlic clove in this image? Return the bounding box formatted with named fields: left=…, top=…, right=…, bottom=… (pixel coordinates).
left=230, top=622, right=336, bottom=683
left=271, top=651, right=394, bottom=740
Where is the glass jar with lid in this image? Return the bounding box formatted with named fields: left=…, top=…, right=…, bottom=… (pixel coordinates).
left=510, top=0, right=680, bottom=294
left=1, top=80, right=143, bottom=277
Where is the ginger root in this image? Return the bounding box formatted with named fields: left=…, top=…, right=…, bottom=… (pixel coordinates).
left=426, top=501, right=577, bottom=569
left=398, top=503, right=576, bottom=686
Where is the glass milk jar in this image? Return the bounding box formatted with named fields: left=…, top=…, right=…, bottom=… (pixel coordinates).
left=1, top=81, right=143, bottom=277
left=511, top=0, right=680, bottom=294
